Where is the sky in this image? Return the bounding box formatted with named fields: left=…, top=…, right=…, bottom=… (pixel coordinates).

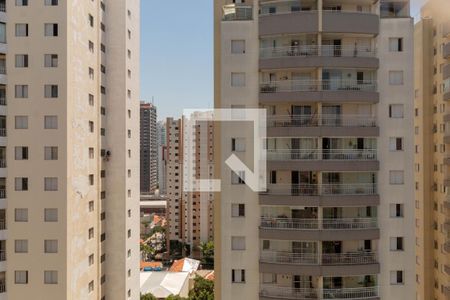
left=141, top=0, right=426, bottom=121
left=140, top=1, right=213, bottom=121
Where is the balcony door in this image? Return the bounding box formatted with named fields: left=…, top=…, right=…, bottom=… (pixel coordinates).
left=291, top=105, right=311, bottom=126
left=322, top=105, right=341, bottom=126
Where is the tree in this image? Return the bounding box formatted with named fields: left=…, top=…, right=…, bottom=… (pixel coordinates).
left=140, top=293, right=157, bottom=300
left=189, top=276, right=214, bottom=300
left=140, top=243, right=155, bottom=260
left=198, top=241, right=214, bottom=269
left=166, top=295, right=187, bottom=300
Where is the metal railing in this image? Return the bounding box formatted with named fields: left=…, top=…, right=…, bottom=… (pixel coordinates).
left=0, top=128, right=5, bottom=137
left=260, top=217, right=377, bottom=230
left=0, top=190, right=6, bottom=199
left=263, top=183, right=377, bottom=196
left=267, top=114, right=377, bottom=128
left=0, top=3, right=5, bottom=13
left=261, top=250, right=377, bottom=265
left=0, top=283, right=5, bottom=293
left=223, top=4, right=253, bottom=21
left=0, top=220, right=5, bottom=230
left=260, top=45, right=376, bottom=59
left=0, top=251, right=5, bottom=262
left=267, top=149, right=377, bottom=161
left=261, top=250, right=319, bottom=265
left=260, top=79, right=377, bottom=93
left=0, top=159, right=6, bottom=168
left=0, top=98, right=6, bottom=106
left=323, top=287, right=378, bottom=299
left=260, top=285, right=319, bottom=299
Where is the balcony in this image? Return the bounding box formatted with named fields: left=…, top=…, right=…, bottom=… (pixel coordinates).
left=259, top=11, right=319, bottom=36
left=260, top=45, right=378, bottom=69
left=0, top=128, right=5, bottom=137
left=322, top=10, right=379, bottom=35
left=260, top=79, right=378, bottom=104
left=444, top=43, right=450, bottom=59
left=260, top=285, right=379, bottom=300
left=263, top=183, right=376, bottom=196
left=260, top=217, right=378, bottom=230
left=222, top=4, right=253, bottom=21
left=267, top=149, right=377, bottom=161
left=268, top=114, right=377, bottom=128
left=260, top=251, right=377, bottom=266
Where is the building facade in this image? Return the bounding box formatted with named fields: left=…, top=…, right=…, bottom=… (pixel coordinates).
left=2, top=0, right=140, bottom=299
left=215, top=1, right=415, bottom=299
left=415, top=1, right=450, bottom=299
left=140, top=102, right=158, bottom=193
left=157, top=120, right=167, bottom=194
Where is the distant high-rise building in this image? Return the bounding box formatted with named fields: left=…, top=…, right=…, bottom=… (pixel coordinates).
left=157, top=120, right=167, bottom=194
left=165, top=116, right=214, bottom=255
left=415, top=1, right=450, bottom=299
left=140, top=102, right=158, bottom=193
left=1, top=0, right=141, bottom=299
left=215, top=1, right=414, bottom=299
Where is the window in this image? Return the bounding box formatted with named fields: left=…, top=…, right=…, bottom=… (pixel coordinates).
left=89, top=121, right=94, bottom=132
left=231, top=40, right=245, bottom=54
left=44, top=240, right=58, bottom=253
left=390, top=270, right=404, bottom=285
left=45, top=23, right=58, bottom=36
left=88, top=281, right=94, bottom=292
left=389, top=104, right=404, bottom=118
left=390, top=204, right=404, bottom=217
left=89, top=254, right=94, bottom=266
left=232, top=269, right=245, bottom=283
left=101, top=86, right=106, bottom=94
left=16, top=0, right=28, bottom=6
left=89, top=201, right=94, bottom=212
left=88, top=228, right=94, bottom=239
left=15, top=116, right=28, bottom=129
left=231, top=73, right=245, bottom=87
left=89, top=148, right=94, bottom=159
left=390, top=237, right=404, bottom=251
left=389, top=38, right=403, bottom=52
left=102, top=23, right=106, bottom=32
left=44, top=177, right=58, bottom=191
left=389, top=71, right=404, bottom=85
left=89, top=94, right=94, bottom=106
left=231, top=236, right=245, bottom=250
left=389, top=137, right=403, bottom=151
left=44, top=85, right=58, bottom=98
left=44, top=271, right=58, bottom=284
left=15, top=177, right=28, bottom=191
left=44, top=116, right=58, bottom=129
left=231, top=138, right=246, bottom=152
left=15, top=208, right=28, bottom=222
left=231, top=171, right=245, bottom=184
left=15, top=24, right=28, bottom=37
left=44, top=54, right=58, bottom=67
left=101, top=44, right=106, bottom=53
left=89, top=67, right=94, bottom=79
left=128, top=229, right=131, bottom=238
left=88, top=14, right=94, bottom=27
left=44, top=147, right=58, bottom=160
left=101, top=233, right=106, bottom=241
left=389, top=170, right=404, bottom=185
left=231, top=204, right=245, bottom=217
left=0, top=23, right=5, bottom=43
left=44, top=0, right=58, bottom=5
left=89, top=174, right=94, bottom=186
left=15, top=54, right=28, bottom=68
left=15, top=240, right=28, bottom=253
left=44, top=208, right=58, bottom=222
left=89, top=41, right=94, bottom=52
left=15, top=271, right=28, bottom=284
left=15, top=85, right=28, bottom=98
left=15, top=146, right=28, bottom=160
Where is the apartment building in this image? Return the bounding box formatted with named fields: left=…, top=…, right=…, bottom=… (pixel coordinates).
left=415, top=1, right=450, bottom=299
left=2, top=0, right=140, bottom=299
left=214, top=1, right=414, bottom=299
left=165, top=116, right=214, bottom=256
left=140, top=101, right=158, bottom=193
left=158, top=120, right=167, bottom=194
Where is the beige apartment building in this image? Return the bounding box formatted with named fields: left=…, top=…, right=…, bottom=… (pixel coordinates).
left=0, top=0, right=141, bottom=299
left=215, top=0, right=415, bottom=300
left=165, top=116, right=214, bottom=256
left=415, top=0, right=450, bottom=299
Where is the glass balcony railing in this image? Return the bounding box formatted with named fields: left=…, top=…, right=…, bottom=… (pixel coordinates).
left=260, top=217, right=378, bottom=230
left=260, top=45, right=376, bottom=59
left=222, top=4, right=253, bottom=21
left=260, top=250, right=378, bottom=265
left=260, top=79, right=377, bottom=93
left=267, top=114, right=377, bottom=128
left=263, top=183, right=377, bottom=196
left=260, top=285, right=379, bottom=300
left=267, top=149, right=377, bottom=161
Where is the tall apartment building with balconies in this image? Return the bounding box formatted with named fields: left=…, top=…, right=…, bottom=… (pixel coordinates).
left=140, top=102, right=158, bottom=193
left=0, top=0, right=141, bottom=299
left=215, top=1, right=414, bottom=299
left=415, top=1, right=450, bottom=299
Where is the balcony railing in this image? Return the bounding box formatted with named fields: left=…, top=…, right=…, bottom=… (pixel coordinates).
left=267, top=114, right=377, bottom=128
left=0, top=128, right=5, bottom=137
left=0, top=3, right=5, bottom=13
left=260, top=285, right=378, bottom=300
left=263, top=183, right=377, bottom=196
left=267, top=149, right=377, bottom=161
left=261, top=250, right=377, bottom=265
left=0, top=189, right=6, bottom=199
left=260, top=285, right=319, bottom=300
left=0, top=283, right=4, bottom=293
left=223, top=4, right=253, bottom=21
left=0, top=251, right=5, bottom=262
left=260, top=79, right=377, bottom=93
left=0, top=98, right=6, bottom=106
left=0, top=159, right=6, bottom=168
left=323, top=287, right=378, bottom=299
left=260, top=217, right=378, bottom=230
left=260, top=45, right=376, bottom=59
left=0, top=220, right=5, bottom=230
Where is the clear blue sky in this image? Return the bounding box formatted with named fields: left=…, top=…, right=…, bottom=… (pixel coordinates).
left=140, top=1, right=213, bottom=121
left=140, top=0, right=425, bottom=121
